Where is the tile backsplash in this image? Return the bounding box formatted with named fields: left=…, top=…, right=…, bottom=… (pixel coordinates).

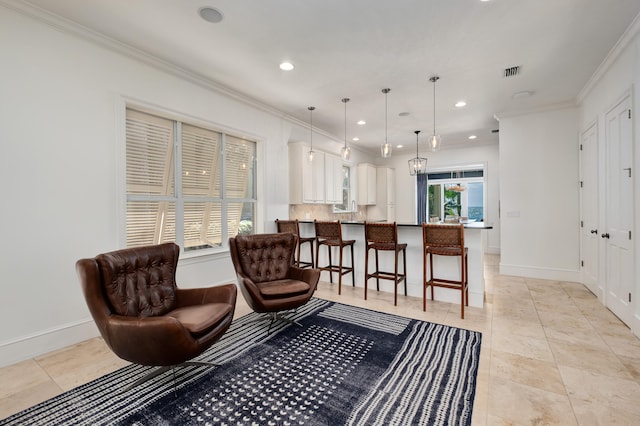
left=288, top=204, right=368, bottom=221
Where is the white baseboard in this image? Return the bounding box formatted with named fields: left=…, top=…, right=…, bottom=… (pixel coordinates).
left=0, top=319, right=99, bottom=368
left=499, top=262, right=580, bottom=282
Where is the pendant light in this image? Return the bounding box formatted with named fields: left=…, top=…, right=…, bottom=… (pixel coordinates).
left=307, top=106, right=315, bottom=162
left=429, top=76, right=442, bottom=152
left=341, top=98, right=351, bottom=160
left=380, top=88, right=392, bottom=158
left=408, top=130, right=428, bottom=175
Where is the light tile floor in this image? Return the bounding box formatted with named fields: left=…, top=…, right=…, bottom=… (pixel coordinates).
left=2, top=254, right=640, bottom=424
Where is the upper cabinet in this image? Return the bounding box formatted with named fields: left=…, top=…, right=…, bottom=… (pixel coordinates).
left=368, top=167, right=396, bottom=221
left=289, top=144, right=342, bottom=205
left=324, top=153, right=343, bottom=205
left=357, top=163, right=377, bottom=205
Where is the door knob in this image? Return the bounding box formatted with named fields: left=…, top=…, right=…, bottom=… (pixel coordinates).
left=590, top=229, right=598, bottom=234
left=601, top=233, right=610, bottom=239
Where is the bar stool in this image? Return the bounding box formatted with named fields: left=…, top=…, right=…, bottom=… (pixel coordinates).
left=422, top=223, right=469, bottom=319
left=314, top=220, right=355, bottom=295
left=364, top=222, right=407, bottom=306
left=275, top=219, right=315, bottom=268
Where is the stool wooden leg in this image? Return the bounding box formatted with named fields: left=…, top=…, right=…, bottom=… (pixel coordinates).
left=309, top=242, right=315, bottom=268
left=350, top=244, right=355, bottom=286
left=338, top=245, right=343, bottom=295
left=393, top=249, right=398, bottom=306
left=327, top=245, right=334, bottom=284
left=423, top=248, right=427, bottom=311
left=429, top=253, right=435, bottom=300
left=364, top=245, right=369, bottom=300
left=375, top=249, right=380, bottom=291
left=402, top=248, right=407, bottom=296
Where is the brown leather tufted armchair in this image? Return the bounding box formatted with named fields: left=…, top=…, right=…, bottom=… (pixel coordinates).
left=76, top=242, right=237, bottom=389
left=229, top=233, right=320, bottom=329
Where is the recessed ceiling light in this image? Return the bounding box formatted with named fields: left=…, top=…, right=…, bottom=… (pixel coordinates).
left=199, top=7, right=224, bottom=23
left=455, top=101, right=467, bottom=108
left=279, top=62, right=294, bottom=71
left=352, top=137, right=359, bottom=141
left=357, top=120, right=366, bottom=125
left=512, top=90, right=533, bottom=99
left=468, top=135, right=477, bottom=140
left=396, top=145, right=404, bottom=148
left=480, top=0, right=490, bottom=2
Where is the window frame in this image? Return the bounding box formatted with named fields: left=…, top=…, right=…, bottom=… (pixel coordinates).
left=419, top=164, right=486, bottom=223
left=119, top=101, right=261, bottom=258
left=333, top=164, right=355, bottom=212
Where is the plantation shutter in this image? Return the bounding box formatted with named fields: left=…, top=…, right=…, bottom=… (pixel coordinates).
left=225, top=136, right=253, bottom=237
left=182, top=124, right=222, bottom=249
left=125, top=109, right=175, bottom=247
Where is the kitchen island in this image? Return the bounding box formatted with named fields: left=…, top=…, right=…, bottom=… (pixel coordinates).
left=298, top=221, right=492, bottom=308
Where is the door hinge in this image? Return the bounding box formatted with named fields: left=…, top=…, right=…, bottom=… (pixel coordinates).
left=580, top=144, right=583, bottom=151
left=580, top=220, right=584, bottom=228
left=580, top=181, right=583, bottom=188
left=629, top=109, right=632, bottom=119
left=581, top=260, right=584, bottom=267
left=629, top=293, right=632, bottom=303
left=630, top=230, right=632, bottom=240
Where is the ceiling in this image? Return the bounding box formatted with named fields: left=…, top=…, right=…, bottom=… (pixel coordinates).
left=17, top=0, right=640, bottom=154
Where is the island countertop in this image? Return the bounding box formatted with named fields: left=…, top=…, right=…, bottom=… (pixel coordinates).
left=299, top=220, right=493, bottom=230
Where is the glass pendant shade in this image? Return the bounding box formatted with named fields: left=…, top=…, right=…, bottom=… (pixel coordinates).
left=429, top=76, right=442, bottom=152
left=308, top=150, right=315, bottom=162
left=341, top=145, right=351, bottom=160
left=430, top=133, right=441, bottom=152
left=408, top=130, right=428, bottom=175
left=381, top=143, right=392, bottom=158
left=380, top=88, right=392, bottom=158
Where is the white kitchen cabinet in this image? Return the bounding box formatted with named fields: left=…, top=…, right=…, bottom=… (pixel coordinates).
left=324, top=153, right=343, bottom=204
left=289, top=143, right=325, bottom=204
left=368, top=167, right=396, bottom=221
left=357, top=163, right=377, bottom=205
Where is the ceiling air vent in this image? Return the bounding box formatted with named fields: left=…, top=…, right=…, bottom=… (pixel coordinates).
left=503, top=66, right=521, bottom=77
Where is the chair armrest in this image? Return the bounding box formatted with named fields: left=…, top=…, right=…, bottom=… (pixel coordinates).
left=175, top=284, right=237, bottom=308
left=288, top=266, right=321, bottom=289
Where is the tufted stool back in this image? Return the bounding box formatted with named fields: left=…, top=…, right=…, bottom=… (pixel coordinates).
left=232, top=233, right=296, bottom=283
left=95, top=242, right=178, bottom=317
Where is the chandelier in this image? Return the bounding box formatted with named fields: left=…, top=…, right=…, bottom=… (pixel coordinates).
left=408, top=130, right=427, bottom=175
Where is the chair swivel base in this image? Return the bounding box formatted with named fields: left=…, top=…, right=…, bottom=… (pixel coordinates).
left=124, top=360, right=218, bottom=391
left=246, top=311, right=302, bottom=334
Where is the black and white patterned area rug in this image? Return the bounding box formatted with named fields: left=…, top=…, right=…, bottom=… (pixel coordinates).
left=1, top=299, right=482, bottom=426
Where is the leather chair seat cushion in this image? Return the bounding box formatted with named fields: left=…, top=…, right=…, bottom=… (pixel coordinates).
left=257, top=279, right=310, bottom=298
left=166, top=303, right=233, bottom=334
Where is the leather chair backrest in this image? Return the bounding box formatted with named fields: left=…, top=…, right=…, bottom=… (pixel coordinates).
left=232, top=233, right=296, bottom=283
left=95, top=243, right=179, bottom=317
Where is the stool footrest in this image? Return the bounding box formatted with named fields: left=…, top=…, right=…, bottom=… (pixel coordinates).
left=366, top=271, right=406, bottom=284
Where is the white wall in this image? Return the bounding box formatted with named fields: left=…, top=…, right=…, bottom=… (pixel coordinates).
left=0, top=6, right=304, bottom=366
left=498, top=107, right=580, bottom=281
left=577, top=19, right=640, bottom=335
left=375, top=144, right=501, bottom=254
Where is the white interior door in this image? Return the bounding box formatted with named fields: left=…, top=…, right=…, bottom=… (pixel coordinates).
left=605, top=94, right=634, bottom=325
left=580, top=123, right=599, bottom=296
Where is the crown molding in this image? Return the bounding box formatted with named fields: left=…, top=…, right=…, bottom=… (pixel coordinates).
left=0, top=0, right=343, bottom=143
left=494, top=101, right=577, bottom=121
left=577, top=12, right=640, bottom=103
